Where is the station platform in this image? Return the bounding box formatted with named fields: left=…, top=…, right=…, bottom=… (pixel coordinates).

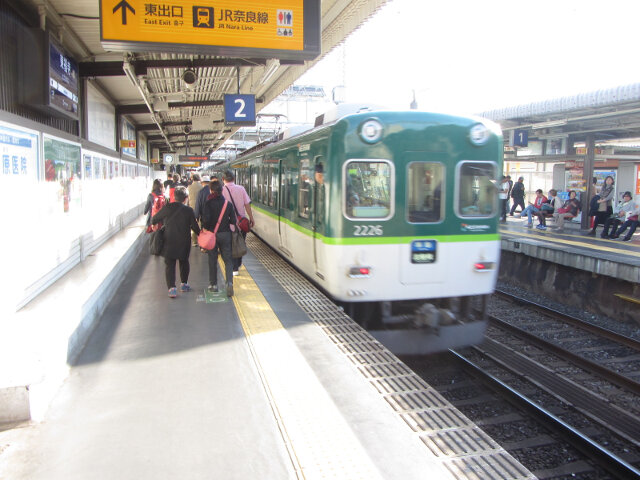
left=0, top=227, right=534, bottom=480
left=499, top=214, right=640, bottom=322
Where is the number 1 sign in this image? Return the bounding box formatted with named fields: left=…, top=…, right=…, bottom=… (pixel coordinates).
left=224, top=94, right=256, bottom=126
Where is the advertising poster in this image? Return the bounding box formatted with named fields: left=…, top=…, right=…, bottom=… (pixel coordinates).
left=83, top=154, right=93, bottom=179
left=0, top=122, right=39, bottom=181
left=44, top=135, right=81, bottom=213
left=121, top=119, right=136, bottom=158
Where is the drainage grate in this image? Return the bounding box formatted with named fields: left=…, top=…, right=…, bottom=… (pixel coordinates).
left=246, top=236, right=535, bottom=480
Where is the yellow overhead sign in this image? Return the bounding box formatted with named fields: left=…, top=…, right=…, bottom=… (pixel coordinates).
left=100, top=0, right=319, bottom=59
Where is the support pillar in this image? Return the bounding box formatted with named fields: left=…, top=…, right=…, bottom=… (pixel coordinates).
left=581, top=135, right=595, bottom=229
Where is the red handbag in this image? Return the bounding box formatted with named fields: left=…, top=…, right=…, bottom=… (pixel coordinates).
left=237, top=216, right=250, bottom=233
left=198, top=200, right=228, bottom=250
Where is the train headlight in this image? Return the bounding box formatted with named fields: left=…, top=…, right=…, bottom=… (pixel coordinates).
left=359, top=119, right=383, bottom=144
left=469, top=123, right=490, bottom=145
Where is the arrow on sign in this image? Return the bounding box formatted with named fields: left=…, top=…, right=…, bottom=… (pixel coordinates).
left=113, top=0, right=135, bottom=25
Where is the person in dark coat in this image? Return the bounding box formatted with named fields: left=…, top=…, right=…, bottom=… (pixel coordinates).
left=509, top=176, right=526, bottom=215
left=152, top=186, right=200, bottom=298
left=202, top=180, right=236, bottom=297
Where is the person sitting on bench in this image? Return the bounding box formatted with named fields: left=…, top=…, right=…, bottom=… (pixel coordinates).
left=553, top=190, right=580, bottom=232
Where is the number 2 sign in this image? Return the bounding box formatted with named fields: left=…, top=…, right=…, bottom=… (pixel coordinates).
left=224, top=94, right=256, bottom=126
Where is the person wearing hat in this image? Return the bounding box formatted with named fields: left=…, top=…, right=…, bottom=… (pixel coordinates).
left=187, top=173, right=204, bottom=246
left=509, top=176, right=526, bottom=216
left=604, top=191, right=639, bottom=240
left=194, top=175, right=215, bottom=224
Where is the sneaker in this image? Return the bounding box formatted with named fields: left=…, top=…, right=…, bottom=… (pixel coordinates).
left=536, top=224, right=547, bottom=230
left=180, top=283, right=192, bottom=292
left=226, top=283, right=234, bottom=297
left=232, top=270, right=239, bottom=276
left=208, top=284, right=218, bottom=293
left=622, top=237, right=632, bottom=242
left=168, top=287, right=177, bottom=298
left=525, top=223, right=532, bottom=228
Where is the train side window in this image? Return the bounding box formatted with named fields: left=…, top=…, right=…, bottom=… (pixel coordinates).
left=457, top=161, right=498, bottom=217
left=268, top=166, right=278, bottom=207
left=298, top=159, right=312, bottom=219
left=407, top=162, right=444, bottom=223
left=344, top=160, right=392, bottom=219
left=251, top=166, right=259, bottom=201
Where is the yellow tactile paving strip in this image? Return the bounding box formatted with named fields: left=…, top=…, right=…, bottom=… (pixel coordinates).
left=225, top=266, right=384, bottom=480
left=502, top=229, right=640, bottom=258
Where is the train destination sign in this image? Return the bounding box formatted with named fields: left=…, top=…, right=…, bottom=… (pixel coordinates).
left=100, top=0, right=320, bottom=60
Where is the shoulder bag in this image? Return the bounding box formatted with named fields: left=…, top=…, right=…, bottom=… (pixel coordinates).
left=225, top=185, right=251, bottom=233
left=231, top=230, right=247, bottom=258
left=198, top=200, right=228, bottom=250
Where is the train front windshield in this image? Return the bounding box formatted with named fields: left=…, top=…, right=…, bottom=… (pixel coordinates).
left=458, top=162, right=498, bottom=217
left=344, top=161, right=392, bottom=218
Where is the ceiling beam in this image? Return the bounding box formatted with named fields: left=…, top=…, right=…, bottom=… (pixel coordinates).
left=137, top=120, right=225, bottom=131
left=117, top=98, right=262, bottom=115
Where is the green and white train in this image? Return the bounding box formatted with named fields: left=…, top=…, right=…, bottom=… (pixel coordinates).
left=219, top=104, right=503, bottom=354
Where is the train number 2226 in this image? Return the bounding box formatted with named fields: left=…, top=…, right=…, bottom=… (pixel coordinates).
left=353, top=225, right=383, bottom=236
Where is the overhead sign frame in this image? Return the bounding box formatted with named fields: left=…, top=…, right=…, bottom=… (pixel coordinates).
left=99, top=0, right=320, bottom=61
left=224, top=94, right=256, bottom=126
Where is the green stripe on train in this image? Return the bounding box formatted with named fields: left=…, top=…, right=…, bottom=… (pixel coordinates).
left=252, top=206, right=499, bottom=244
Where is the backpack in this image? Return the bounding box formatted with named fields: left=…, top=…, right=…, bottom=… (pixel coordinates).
left=150, top=192, right=166, bottom=232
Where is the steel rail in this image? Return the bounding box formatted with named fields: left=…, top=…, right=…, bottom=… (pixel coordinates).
left=489, top=315, right=640, bottom=396
left=494, top=289, right=640, bottom=352
left=450, top=349, right=640, bottom=480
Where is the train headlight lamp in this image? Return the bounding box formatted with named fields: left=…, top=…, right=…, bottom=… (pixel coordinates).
left=360, top=119, right=383, bottom=144
left=469, top=123, right=490, bottom=146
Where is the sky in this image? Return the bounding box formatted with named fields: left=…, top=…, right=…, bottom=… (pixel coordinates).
left=289, top=0, right=640, bottom=117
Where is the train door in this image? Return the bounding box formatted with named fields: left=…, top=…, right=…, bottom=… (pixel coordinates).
left=313, top=157, right=326, bottom=275
left=278, top=161, right=292, bottom=256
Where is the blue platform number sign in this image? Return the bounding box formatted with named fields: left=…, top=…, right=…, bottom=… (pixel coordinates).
left=224, top=94, right=256, bottom=126
left=511, top=128, right=528, bottom=147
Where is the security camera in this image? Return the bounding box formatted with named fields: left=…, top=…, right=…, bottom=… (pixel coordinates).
left=181, top=69, right=197, bottom=85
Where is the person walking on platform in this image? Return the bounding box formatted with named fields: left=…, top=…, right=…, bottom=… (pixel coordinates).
left=152, top=186, right=200, bottom=298
left=194, top=175, right=212, bottom=223
left=202, top=181, right=236, bottom=296
left=187, top=173, right=203, bottom=246
left=588, top=175, right=615, bottom=236
left=498, top=176, right=509, bottom=222
left=144, top=179, right=165, bottom=232
left=221, top=169, right=255, bottom=275
left=553, top=190, right=581, bottom=231
left=509, top=176, right=526, bottom=216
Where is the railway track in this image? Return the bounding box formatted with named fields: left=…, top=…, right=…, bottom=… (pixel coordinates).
left=402, top=290, right=640, bottom=479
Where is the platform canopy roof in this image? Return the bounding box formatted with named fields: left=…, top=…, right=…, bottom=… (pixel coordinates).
left=15, top=0, right=388, bottom=155
left=481, top=83, right=640, bottom=155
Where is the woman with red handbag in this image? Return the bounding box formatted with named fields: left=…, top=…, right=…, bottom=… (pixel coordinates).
left=202, top=180, right=236, bottom=296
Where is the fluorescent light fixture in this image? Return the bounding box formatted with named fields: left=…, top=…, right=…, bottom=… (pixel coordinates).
left=153, top=98, right=169, bottom=112
left=260, top=60, right=280, bottom=86
left=531, top=119, right=568, bottom=129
